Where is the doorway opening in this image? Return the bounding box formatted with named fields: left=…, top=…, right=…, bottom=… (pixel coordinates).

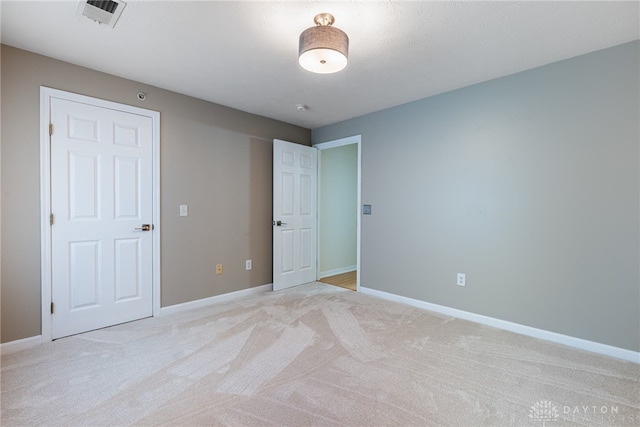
left=314, top=135, right=361, bottom=292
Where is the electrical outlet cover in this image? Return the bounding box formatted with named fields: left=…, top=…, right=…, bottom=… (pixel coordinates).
left=457, top=273, right=466, bottom=286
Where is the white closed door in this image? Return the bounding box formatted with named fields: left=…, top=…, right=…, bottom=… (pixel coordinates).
left=50, top=97, right=154, bottom=339
left=273, top=139, right=317, bottom=291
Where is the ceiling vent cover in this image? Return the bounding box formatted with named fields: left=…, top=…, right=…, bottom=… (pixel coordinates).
left=77, top=0, right=127, bottom=28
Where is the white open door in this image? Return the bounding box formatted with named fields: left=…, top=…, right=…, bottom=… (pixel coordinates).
left=273, top=139, right=317, bottom=291
left=49, top=96, right=155, bottom=338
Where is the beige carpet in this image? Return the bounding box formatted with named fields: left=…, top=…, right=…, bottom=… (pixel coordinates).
left=1, top=283, right=638, bottom=426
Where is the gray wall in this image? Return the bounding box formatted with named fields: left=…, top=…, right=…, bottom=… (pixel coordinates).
left=1, top=45, right=310, bottom=343
left=319, top=144, right=358, bottom=276
left=313, top=41, right=639, bottom=352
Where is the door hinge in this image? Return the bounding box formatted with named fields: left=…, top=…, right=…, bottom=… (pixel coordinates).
left=49, top=123, right=53, bottom=136
left=50, top=213, right=54, bottom=225
left=51, top=302, right=54, bottom=314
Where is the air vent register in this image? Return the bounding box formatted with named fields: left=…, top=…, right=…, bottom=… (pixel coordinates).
left=77, top=0, right=126, bottom=28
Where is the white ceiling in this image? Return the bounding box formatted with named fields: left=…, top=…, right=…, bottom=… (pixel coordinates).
left=1, top=1, right=638, bottom=129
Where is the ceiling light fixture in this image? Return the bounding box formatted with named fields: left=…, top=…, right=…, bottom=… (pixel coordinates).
left=298, top=13, right=349, bottom=74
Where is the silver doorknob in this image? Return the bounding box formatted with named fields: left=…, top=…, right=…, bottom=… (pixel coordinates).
left=134, top=224, right=151, bottom=231
left=274, top=220, right=287, bottom=226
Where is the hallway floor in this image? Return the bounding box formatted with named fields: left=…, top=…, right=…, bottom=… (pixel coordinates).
left=319, top=271, right=357, bottom=291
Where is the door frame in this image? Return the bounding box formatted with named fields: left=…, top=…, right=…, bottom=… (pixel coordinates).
left=39, top=87, right=161, bottom=342
left=313, top=135, right=362, bottom=290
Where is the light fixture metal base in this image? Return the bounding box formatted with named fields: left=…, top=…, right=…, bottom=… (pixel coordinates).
left=314, top=13, right=335, bottom=27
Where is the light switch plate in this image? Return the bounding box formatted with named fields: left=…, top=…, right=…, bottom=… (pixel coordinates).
left=363, top=204, right=372, bottom=215
left=179, top=205, right=188, bottom=217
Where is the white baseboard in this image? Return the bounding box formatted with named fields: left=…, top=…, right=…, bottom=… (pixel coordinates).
left=0, top=335, right=43, bottom=355
left=360, top=287, right=640, bottom=364
left=160, top=283, right=273, bottom=316
left=318, top=265, right=357, bottom=279
left=7, top=285, right=636, bottom=364
left=1, top=285, right=273, bottom=354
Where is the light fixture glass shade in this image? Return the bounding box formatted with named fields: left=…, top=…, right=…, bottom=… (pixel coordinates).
left=298, top=14, right=349, bottom=74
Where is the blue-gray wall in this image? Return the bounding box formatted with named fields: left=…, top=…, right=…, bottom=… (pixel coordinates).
left=313, top=41, right=639, bottom=351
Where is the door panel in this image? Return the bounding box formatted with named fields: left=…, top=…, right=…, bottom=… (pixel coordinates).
left=69, top=152, right=99, bottom=219
left=300, top=228, right=313, bottom=269
left=281, top=172, right=295, bottom=215
left=273, top=139, right=317, bottom=291
left=69, top=240, right=100, bottom=310
left=281, top=229, right=295, bottom=273
left=51, top=97, right=153, bottom=338
left=114, top=238, right=141, bottom=301
left=114, top=156, right=140, bottom=218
